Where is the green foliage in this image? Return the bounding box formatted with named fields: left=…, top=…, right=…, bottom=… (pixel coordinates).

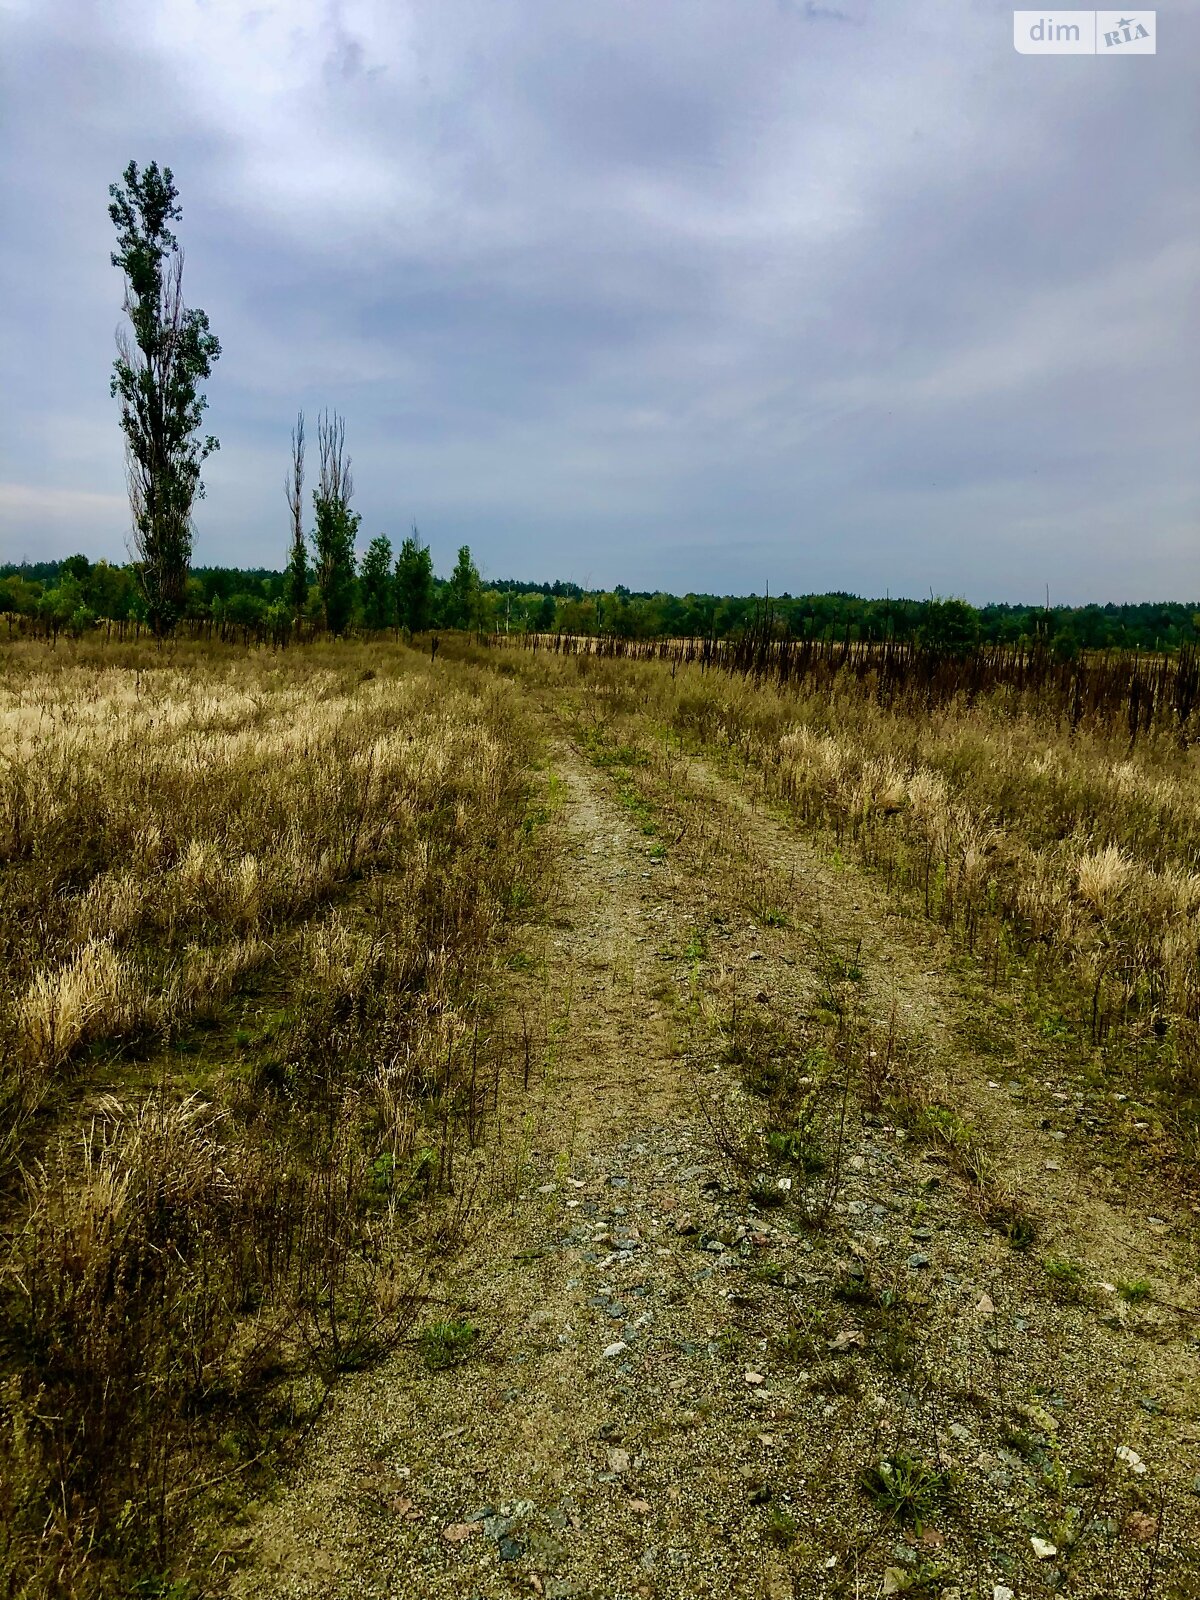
left=443, top=545, right=481, bottom=630
left=109, top=160, right=220, bottom=635
left=7, top=552, right=1200, bottom=656
left=859, top=1452, right=950, bottom=1530
left=1043, top=1254, right=1086, bottom=1298
left=991, top=1205, right=1037, bottom=1251
left=764, top=1507, right=798, bottom=1546
left=311, top=411, right=358, bottom=636
left=394, top=528, right=434, bottom=633
left=418, top=1318, right=480, bottom=1371
left=918, top=596, right=980, bottom=655
left=359, top=535, right=393, bottom=631
left=312, top=496, right=358, bottom=635
left=1116, top=1278, right=1152, bottom=1304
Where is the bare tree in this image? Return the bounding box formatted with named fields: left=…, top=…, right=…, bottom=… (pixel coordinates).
left=317, top=410, right=353, bottom=507
left=286, top=412, right=308, bottom=626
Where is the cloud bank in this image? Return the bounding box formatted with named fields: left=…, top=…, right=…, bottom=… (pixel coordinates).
left=1, top=0, right=1196, bottom=600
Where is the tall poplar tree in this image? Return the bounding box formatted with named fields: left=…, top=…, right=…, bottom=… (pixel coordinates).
left=394, top=527, right=434, bottom=634
left=109, top=160, right=220, bottom=634
left=312, top=410, right=358, bottom=635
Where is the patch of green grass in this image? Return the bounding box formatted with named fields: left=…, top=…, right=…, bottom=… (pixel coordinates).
left=905, top=1103, right=991, bottom=1184
left=752, top=1261, right=789, bottom=1284
left=520, top=803, right=551, bottom=836
left=1043, top=1254, right=1086, bottom=1299
left=614, top=782, right=657, bottom=834
left=1001, top=1426, right=1049, bottom=1466
left=1116, top=1278, right=1153, bottom=1304
left=879, top=1325, right=918, bottom=1376
left=587, top=740, right=647, bottom=770
left=990, top=1204, right=1037, bottom=1251
left=1035, top=1008, right=1073, bottom=1040
left=829, top=956, right=864, bottom=983
left=766, top=1125, right=826, bottom=1174
left=859, top=1451, right=950, bottom=1532
left=418, top=1317, right=480, bottom=1371
left=881, top=1560, right=953, bottom=1595
left=773, top=1324, right=819, bottom=1363
left=765, top=1507, right=798, bottom=1547
left=761, top=907, right=791, bottom=929
left=504, top=880, right=535, bottom=911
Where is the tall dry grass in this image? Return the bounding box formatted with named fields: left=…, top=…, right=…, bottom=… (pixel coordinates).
left=0, top=637, right=549, bottom=1595
left=510, top=645, right=1200, bottom=1093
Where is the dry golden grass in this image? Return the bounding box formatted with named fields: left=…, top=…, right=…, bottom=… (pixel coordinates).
left=0, top=636, right=550, bottom=1597
left=504, top=643, right=1200, bottom=1094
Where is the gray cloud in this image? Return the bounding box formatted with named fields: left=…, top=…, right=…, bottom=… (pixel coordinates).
left=0, top=0, right=1196, bottom=600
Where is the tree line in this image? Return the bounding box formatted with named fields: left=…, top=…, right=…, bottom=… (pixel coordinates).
left=4, top=557, right=1198, bottom=654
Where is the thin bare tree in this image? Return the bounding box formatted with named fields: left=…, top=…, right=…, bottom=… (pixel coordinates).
left=285, top=412, right=307, bottom=626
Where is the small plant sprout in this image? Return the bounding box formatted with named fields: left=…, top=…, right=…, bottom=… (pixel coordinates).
left=1116, top=1278, right=1153, bottom=1304
left=418, top=1318, right=481, bottom=1371
left=859, top=1452, right=951, bottom=1531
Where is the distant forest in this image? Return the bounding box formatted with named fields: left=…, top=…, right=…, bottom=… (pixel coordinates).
left=3, top=553, right=1198, bottom=653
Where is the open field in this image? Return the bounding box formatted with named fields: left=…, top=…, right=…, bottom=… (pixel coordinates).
left=1, top=636, right=1198, bottom=1599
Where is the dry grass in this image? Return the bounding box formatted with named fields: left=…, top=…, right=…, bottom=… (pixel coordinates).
left=0, top=636, right=550, bottom=1596
left=510, top=644, right=1200, bottom=1105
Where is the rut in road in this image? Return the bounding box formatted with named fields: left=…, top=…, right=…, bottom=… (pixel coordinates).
left=226, top=730, right=1200, bottom=1600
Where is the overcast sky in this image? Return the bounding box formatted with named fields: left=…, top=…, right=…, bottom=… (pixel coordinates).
left=0, top=0, right=1196, bottom=601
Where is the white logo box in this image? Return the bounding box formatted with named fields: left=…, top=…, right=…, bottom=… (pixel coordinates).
left=1013, top=10, right=1155, bottom=53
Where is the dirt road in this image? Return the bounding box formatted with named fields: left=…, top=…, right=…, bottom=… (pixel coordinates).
left=224, top=725, right=1200, bottom=1600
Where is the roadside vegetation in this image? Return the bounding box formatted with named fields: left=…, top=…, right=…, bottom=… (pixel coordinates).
left=528, top=660, right=1197, bottom=1597
left=506, top=640, right=1200, bottom=1158
left=0, top=636, right=551, bottom=1597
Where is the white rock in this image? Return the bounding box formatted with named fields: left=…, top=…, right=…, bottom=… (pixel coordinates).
left=993, top=1587, right=1015, bottom=1600
left=1115, top=1445, right=1147, bottom=1474
left=603, top=1341, right=628, bottom=1359
left=1030, top=1536, right=1057, bottom=1559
